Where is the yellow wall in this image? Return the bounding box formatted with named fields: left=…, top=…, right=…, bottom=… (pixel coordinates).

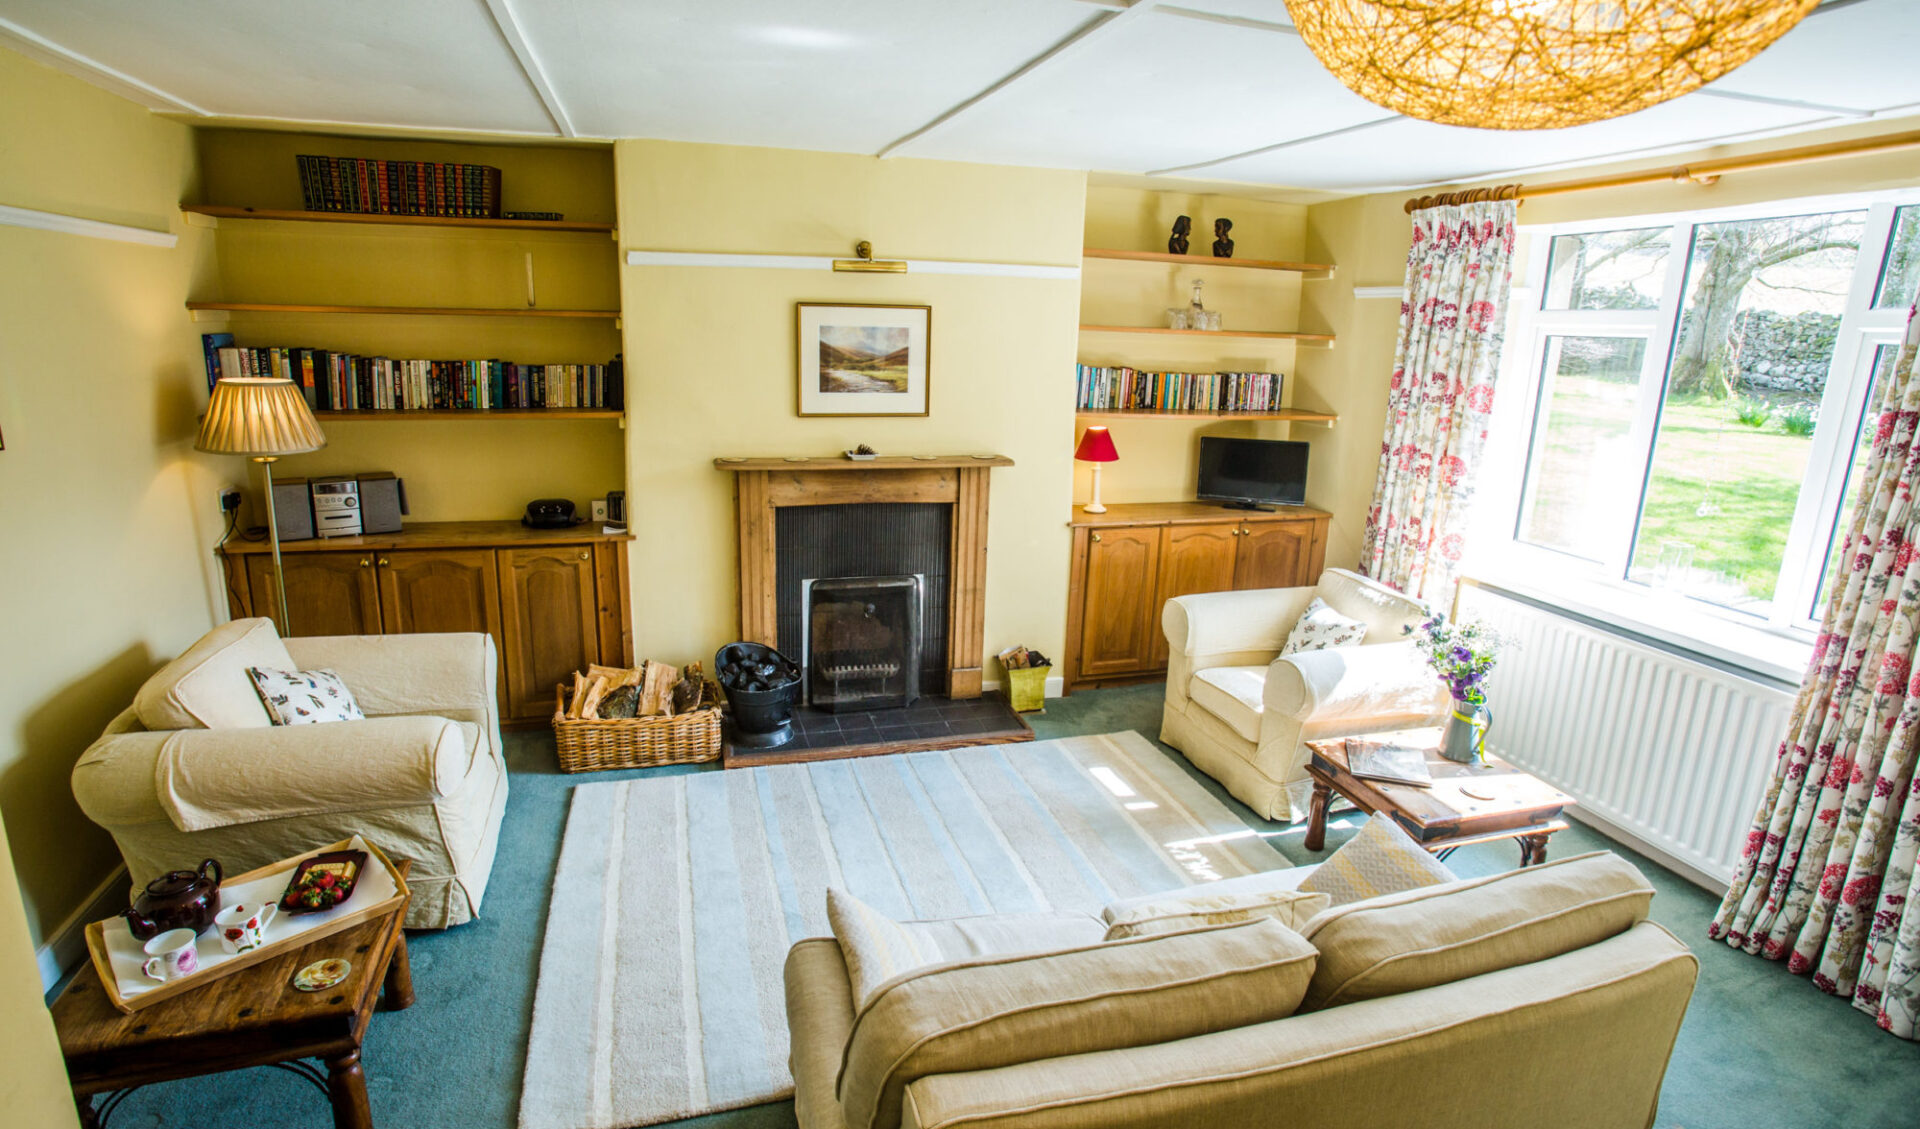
left=191, top=130, right=626, bottom=521
left=0, top=814, right=79, bottom=1129
left=616, top=141, right=1085, bottom=672
left=0, top=47, right=224, bottom=946
left=1077, top=187, right=1315, bottom=504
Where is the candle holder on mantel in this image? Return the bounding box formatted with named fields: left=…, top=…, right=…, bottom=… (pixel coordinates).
left=1074, top=426, right=1119, bottom=514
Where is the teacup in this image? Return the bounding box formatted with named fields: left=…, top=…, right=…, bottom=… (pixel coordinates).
left=215, top=902, right=277, bottom=955
left=141, top=928, right=200, bottom=982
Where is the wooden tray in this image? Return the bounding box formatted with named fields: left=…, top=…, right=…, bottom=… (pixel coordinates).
left=84, top=836, right=409, bottom=1014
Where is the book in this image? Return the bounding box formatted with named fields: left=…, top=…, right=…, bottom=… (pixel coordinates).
left=200, top=332, right=235, bottom=390
left=1347, top=740, right=1435, bottom=789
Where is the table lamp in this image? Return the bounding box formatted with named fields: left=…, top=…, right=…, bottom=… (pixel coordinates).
left=1074, top=426, right=1118, bottom=514
left=195, top=378, right=327, bottom=636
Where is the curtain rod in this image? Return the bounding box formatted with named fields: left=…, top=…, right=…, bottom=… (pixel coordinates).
left=1404, top=126, right=1920, bottom=214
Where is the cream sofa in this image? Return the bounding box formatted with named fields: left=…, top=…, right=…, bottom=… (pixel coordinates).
left=71, top=617, right=508, bottom=929
left=786, top=852, right=1698, bottom=1129
left=1160, top=569, right=1449, bottom=822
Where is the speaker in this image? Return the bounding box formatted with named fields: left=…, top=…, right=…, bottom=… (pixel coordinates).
left=269, top=477, right=315, bottom=541
left=357, top=472, right=408, bottom=534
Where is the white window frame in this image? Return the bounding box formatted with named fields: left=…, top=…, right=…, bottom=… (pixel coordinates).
left=1472, top=189, right=1920, bottom=681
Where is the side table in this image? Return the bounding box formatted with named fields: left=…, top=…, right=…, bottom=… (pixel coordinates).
left=1304, top=732, right=1573, bottom=867
left=52, top=859, right=414, bottom=1129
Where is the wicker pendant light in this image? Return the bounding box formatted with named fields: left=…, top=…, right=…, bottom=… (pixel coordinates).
left=1289, top=0, right=1818, bottom=131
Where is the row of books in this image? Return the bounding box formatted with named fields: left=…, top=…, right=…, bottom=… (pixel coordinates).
left=296, top=155, right=502, bottom=218
left=201, top=335, right=621, bottom=412
left=1076, top=365, right=1284, bottom=413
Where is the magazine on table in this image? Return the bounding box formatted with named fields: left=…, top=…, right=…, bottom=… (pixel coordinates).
left=1347, top=739, right=1435, bottom=788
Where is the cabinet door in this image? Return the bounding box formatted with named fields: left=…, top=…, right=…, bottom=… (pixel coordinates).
left=377, top=549, right=502, bottom=638
left=1234, top=521, right=1317, bottom=590
left=246, top=552, right=381, bottom=637
left=1150, top=523, right=1241, bottom=665
left=1076, top=526, right=1162, bottom=680
left=498, top=546, right=601, bottom=721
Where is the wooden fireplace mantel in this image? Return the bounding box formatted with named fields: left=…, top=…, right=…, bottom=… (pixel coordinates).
left=717, top=454, right=1014, bottom=699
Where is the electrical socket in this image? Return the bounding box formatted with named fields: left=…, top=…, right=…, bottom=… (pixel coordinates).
left=591, top=499, right=609, bottom=523
left=218, top=487, right=243, bottom=513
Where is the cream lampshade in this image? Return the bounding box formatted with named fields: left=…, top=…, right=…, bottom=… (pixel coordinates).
left=195, top=378, right=326, bottom=635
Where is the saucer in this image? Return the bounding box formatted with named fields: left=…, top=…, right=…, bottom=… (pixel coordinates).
left=293, top=958, right=352, bottom=992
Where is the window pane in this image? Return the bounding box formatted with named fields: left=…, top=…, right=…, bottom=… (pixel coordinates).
left=1517, top=336, right=1647, bottom=560
left=1876, top=205, right=1920, bottom=310
left=1814, top=343, right=1904, bottom=616
left=1543, top=227, right=1669, bottom=310
left=1630, top=209, right=1867, bottom=610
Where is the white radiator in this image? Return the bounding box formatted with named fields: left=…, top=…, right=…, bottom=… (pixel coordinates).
left=1456, top=584, right=1794, bottom=890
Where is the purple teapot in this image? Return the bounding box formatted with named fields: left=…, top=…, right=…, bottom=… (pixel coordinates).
left=124, top=859, right=223, bottom=941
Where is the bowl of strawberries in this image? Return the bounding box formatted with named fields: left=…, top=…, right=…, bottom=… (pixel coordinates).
left=279, top=849, right=368, bottom=915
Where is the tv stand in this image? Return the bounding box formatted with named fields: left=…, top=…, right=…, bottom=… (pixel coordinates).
left=1220, top=500, right=1276, bottom=513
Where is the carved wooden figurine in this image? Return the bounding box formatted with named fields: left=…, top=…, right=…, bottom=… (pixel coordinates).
left=1212, top=218, right=1234, bottom=258
left=1168, top=215, right=1191, bottom=255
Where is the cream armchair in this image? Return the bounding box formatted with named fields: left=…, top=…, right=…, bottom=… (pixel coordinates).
left=71, top=617, right=507, bottom=929
left=1160, top=569, right=1448, bottom=822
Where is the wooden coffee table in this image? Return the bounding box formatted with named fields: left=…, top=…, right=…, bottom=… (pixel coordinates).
left=52, top=859, right=414, bottom=1129
left=1304, top=732, right=1573, bottom=866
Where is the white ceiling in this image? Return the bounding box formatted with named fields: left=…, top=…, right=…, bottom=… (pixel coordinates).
left=1, top=0, right=1915, bottom=198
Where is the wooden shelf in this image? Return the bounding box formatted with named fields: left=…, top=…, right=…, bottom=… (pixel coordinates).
left=1076, top=409, right=1336, bottom=424
left=1078, top=324, right=1334, bottom=344
left=186, top=302, right=619, bottom=319
left=1083, top=248, right=1334, bottom=275
left=181, top=205, right=614, bottom=234
left=315, top=409, right=622, bottom=421
left=218, top=519, right=632, bottom=554
left=714, top=454, right=1014, bottom=471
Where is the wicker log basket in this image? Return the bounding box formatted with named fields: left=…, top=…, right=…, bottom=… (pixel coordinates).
left=551, top=682, right=723, bottom=772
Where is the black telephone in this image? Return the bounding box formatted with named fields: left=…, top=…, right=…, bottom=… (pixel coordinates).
left=523, top=498, right=579, bottom=528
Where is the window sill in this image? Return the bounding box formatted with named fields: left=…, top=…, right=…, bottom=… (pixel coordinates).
left=1460, top=562, right=1811, bottom=689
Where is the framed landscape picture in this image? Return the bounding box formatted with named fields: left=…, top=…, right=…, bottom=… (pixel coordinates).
left=796, top=302, right=931, bottom=417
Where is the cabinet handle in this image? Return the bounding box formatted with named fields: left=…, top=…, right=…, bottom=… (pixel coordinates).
left=377, top=558, right=390, bottom=567
left=579, top=551, right=591, bottom=561
left=359, top=558, right=372, bottom=568
left=1091, top=533, right=1101, bottom=543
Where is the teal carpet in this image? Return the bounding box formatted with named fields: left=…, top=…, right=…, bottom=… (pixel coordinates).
left=68, top=682, right=1920, bottom=1128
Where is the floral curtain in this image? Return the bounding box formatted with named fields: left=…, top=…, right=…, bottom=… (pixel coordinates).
left=1711, top=307, right=1920, bottom=1037
left=1360, top=199, right=1517, bottom=603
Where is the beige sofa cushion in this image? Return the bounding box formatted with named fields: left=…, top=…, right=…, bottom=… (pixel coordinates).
left=1299, top=812, right=1455, bottom=905
left=838, top=917, right=1316, bottom=1129
left=1188, top=665, right=1266, bottom=742
left=1300, top=850, right=1655, bottom=1010
left=830, top=888, right=946, bottom=1008
left=1102, top=885, right=1330, bottom=939
left=135, top=617, right=295, bottom=731
left=1313, top=568, right=1428, bottom=641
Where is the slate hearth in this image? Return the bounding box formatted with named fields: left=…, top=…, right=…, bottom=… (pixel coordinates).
left=720, top=692, right=1032, bottom=768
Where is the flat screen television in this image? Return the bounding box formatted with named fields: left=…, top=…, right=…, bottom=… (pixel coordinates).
left=1196, top=436, right=1308, bottom=511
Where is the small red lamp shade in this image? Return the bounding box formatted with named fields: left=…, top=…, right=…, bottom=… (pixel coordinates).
left=1074, top=426, right=1118, bottom=513
left=1073, top=426, right=1118, bottom=463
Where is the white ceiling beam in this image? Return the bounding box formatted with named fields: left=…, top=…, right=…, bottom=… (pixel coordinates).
left=1148, top=115, right=1402, bottom=177
left=0, top=14, right=208, bottom=115
left=1156, top=6, right=1299, bottom=36
left=1695, top=89, right=1870, bottom=118
left=878, top=0, right=1163, bottom=159
left=480, top=0, right=576, bottom=138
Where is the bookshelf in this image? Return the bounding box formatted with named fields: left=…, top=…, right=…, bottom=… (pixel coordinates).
left=1083, top=248, right=1335, bottom=277
left=189, top=129, right=626, bottom=519
left=1076, top=409, right=1336, bottom=424
left=1079, top=324, right=1334, bottom=345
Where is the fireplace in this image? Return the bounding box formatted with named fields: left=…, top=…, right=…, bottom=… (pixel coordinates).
left=802, top=575, right=923, bottom=711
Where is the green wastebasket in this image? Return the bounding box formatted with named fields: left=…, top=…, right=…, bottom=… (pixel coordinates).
left=1006, top=666, right=1051, bottom=713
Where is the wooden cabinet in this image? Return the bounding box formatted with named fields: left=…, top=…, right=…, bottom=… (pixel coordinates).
left=498, top=546, right=603, bottom=722
left=222, top=522, right=632, bottom=726
left=1063, top=502, right=1331, bottom=692
left=1076, top=526, right=1162, bottom=679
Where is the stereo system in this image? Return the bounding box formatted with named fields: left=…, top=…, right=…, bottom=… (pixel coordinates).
left=271, top=472, right=408, bottom=541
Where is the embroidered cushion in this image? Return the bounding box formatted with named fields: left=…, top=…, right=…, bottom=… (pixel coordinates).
left=827, top=888, right=945, bottom=1008
left=1281, top=596, right=1368, bottom=656
left=1299, top=812, right=1454, bottom=905
left=247, top=667, right=366, bottom=726
left=1101, top=885, right=1331, bottom=940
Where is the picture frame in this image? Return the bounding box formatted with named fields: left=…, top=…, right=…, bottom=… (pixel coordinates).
left=796, top=302, right=931, bottom=417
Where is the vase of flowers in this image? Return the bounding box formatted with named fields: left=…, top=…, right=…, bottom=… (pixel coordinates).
left=1408, top=615, right=1502, bottom=764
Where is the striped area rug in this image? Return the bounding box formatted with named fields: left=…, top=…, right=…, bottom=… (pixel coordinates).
left=518, top=731, right=1287, bottom=1129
